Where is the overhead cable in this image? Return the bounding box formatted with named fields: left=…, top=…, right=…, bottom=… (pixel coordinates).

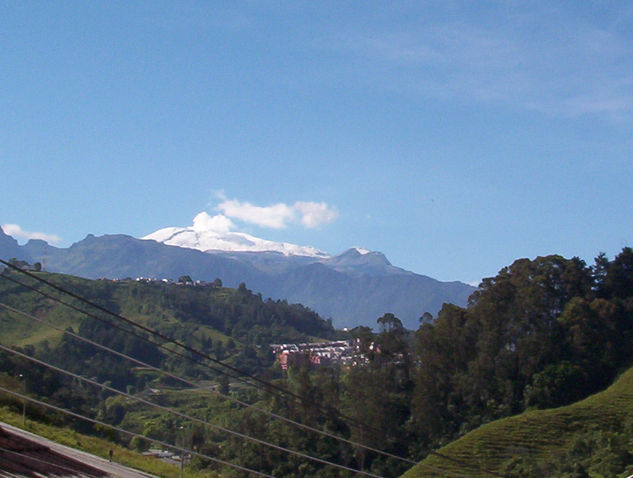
left=0, top=385, right=275, bottom=478
left=0, top=272, right=252, bottom=387
left=0, top=343, right=386, bottom=478
left=0, top=260, right=376, bottom=433
left=0, top=263, right=504, bottom=477
left=0, top=301, right=418, bottom=467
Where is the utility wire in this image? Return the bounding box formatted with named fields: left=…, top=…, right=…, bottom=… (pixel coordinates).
left=0, top=270, right=401, bottom=468
left=0, top=385, right=275, bottom=478
left=1, top=301, right=473, bottom=478
left=0, top=260, right=376, bottom=434
left=0, top=343, right=387, bottom=478
left=0, top=272, right=412, bottom=469
left=0, top=263, right=505, bottom=477
left=0, top=301, right=420, bottom=468
left=0, top=272, right=253, bottom=388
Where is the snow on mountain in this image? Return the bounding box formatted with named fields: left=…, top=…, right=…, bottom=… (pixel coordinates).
left=1, top=224, right=476, bottom=329
left=352, top=247, right=371, bottom=255
left=143, top=212, right=329, bottom=258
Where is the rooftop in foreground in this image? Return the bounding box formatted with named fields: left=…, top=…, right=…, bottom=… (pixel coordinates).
left=0, top=425, right=108, bottom=477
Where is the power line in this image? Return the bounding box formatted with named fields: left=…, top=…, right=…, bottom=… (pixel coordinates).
left=0, top=272, right=254, bottom=387
left=0, top=260, right=377, bottom=434
left=0, top=269, right=395, bottom=464
left=1, top=301, right=475, bottom=478
left=0, top=343, right=387, bottom=478
left=0, top=301, right=420, bottom=468
left=0, top=263, right=505, bottom=477
left=0, top=385, right=275, bottom=478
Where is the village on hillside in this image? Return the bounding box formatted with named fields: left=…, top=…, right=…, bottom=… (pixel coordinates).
left=271, top=340, right=367, bottom=369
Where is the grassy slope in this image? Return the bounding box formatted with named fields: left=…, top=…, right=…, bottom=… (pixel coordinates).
left=0, top=273, right=84, bottom=347
left=401, top=365, right=633, bottom=478
left=0, top=272, right=233, bottom=347
left=0, top=270, right=334, bottom=349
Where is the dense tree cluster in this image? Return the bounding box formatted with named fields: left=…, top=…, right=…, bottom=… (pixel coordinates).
left=220, top=249, right=633, bottom=475
left=411, top=249, right=633, bottom=449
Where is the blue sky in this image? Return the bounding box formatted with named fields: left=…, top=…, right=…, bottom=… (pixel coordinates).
left=2, top=2, right=632, bottom=284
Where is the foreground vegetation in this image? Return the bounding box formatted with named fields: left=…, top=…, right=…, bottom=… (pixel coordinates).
left=403, top=363, right=633, bottom=477
left=1, top=248, right=633, bottom=477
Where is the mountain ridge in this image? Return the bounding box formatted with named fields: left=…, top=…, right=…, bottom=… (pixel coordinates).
left=0, top=227, right=475, bottom=329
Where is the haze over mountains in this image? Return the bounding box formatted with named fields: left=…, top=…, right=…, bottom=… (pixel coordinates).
left=0, top=222, right=474, bottom=329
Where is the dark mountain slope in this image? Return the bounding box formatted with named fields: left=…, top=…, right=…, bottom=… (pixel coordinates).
left=0, top=229, right=29, bottom=263
left=22, top=234, right=264, bottom=286
left=0, top=230, right=474, bottom=329
left=266, top=262, right=469, bottom=329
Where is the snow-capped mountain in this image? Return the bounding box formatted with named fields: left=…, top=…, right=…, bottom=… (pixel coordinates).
left=142, top=212, right=402, bottom=275
left=0, top=223, right=475, bottom=329
left=143, top=212, right=328, bottom=257
left=143, top=214, right=401, bottom=277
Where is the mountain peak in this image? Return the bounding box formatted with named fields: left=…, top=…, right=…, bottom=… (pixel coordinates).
left=328, top=248, right=392, bottom=269
left=0, top=226, right=475, bottom=329
left=143, top=213, right=329, bottom=258
left=351, top=247, right=371, bottom=255
left=0, top=226, right=22, bottom=260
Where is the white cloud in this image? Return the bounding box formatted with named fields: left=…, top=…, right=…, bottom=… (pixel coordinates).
left=214, top=194, right=338, bottom=229
left=295, top=201, right=338, bottom=228
left=192, top=212, right=234, bottom=233
left=1, top=224, right=61, bottom=245
left=217, top=198, right=296, bottom=229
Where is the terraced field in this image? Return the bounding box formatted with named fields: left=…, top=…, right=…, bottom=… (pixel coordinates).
left=402, top=365, right=633, bottom=477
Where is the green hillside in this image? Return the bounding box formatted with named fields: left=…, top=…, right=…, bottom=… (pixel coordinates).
left=0, top=267, right=351, bottom=477
left=402, top=364, right=633, bottom=478
left=0, top=269, right=339, bottom=351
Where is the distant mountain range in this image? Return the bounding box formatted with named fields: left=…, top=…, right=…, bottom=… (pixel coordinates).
left=0, top=224, right=475, bottom=329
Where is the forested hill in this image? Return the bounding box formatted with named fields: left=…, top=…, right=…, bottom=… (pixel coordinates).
left=400, top=247, right=633, bottom=477
left=402, top=357, right=633, bottom=477
left=0, top=268, right=340, bottom=383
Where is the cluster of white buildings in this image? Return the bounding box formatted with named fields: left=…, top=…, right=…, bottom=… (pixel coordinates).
left=271, top=340, right=361, bottom=370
